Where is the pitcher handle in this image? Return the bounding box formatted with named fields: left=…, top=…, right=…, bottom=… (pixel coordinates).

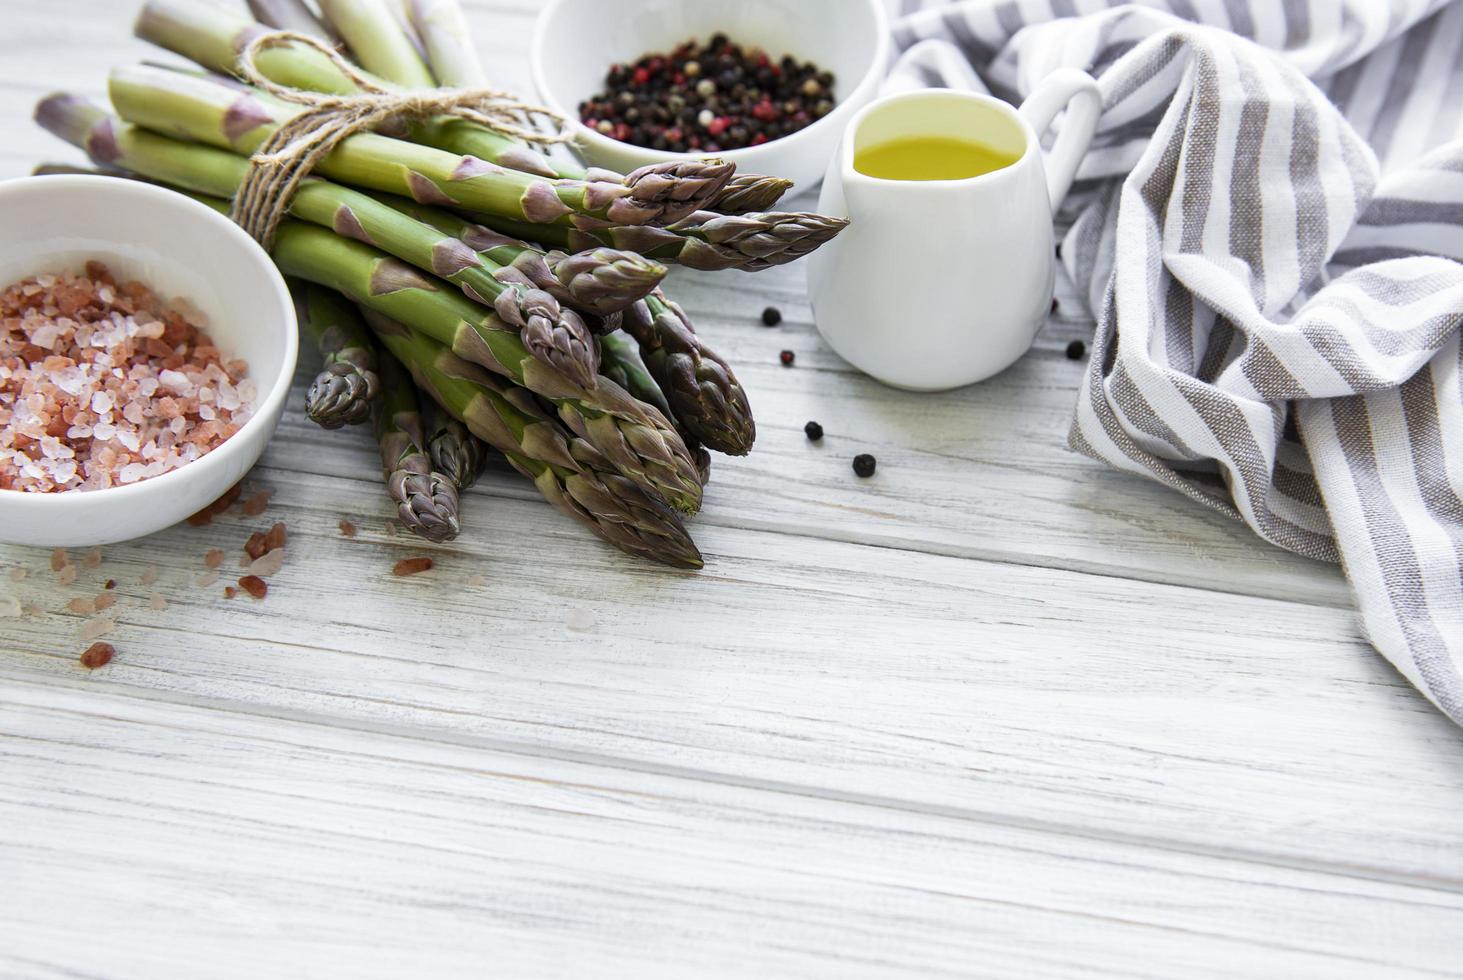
left=1018, top=69, right=1102, bottom=215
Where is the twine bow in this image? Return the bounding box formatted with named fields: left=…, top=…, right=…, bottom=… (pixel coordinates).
left=229, top=30, right=568, bottom=249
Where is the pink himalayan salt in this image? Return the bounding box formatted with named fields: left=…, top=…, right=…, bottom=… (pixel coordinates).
left=79, top=616, right=115, bottom=643
left=149, top=593, right=167, bottom=611
left=140, top=565, right=158, bottom=586
left=247, top=548, right=285, bottom=578
left=0, top=262, right=255, bottom=493
left=57, top=565, right=77, bottom=586
left=67, top=597, right=95, bottom=615
left=197, top=569, right=220, bottom=588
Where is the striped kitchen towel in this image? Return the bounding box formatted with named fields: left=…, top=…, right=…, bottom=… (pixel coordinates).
left=891, top=0, right=1463, bottom=725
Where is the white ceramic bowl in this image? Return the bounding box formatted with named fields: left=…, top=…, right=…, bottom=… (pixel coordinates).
left=0, top=175, right=297, bottom=547
left=531, top=0, right=890, bottom=193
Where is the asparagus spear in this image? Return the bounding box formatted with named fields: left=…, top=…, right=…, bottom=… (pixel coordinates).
left=480, top=209, right=852, bottom=273
left=293, top=280, right=382, bottom=428
left=375, top=349, right=461, bottom=542
left=132, top=1, right=734, bottom=225
left=245, top=0, right=338, bottom=42
left=259, top=218, right=704, bottom=515
left=106, top=62, right=677, bottom=228
left=316, top=0, right=435, bottom=89
left=384, top=194, right=665, bottom=316
left=601, top=332, right=712, bottom=486
left=623, top=292, right=755, bottom=456
left=707, top=174, right=795, bottom=214
left=363, top=311, right=702, bottom=568
left=425, top=401, right=484, bottom=490
left=35, top=94, right=602, bottom=390
left=408, top=0, right=486, bottom=87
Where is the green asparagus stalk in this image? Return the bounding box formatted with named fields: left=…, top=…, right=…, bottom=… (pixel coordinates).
left=375, top=349, right=461, bottom=542
left=317, top=0, right=436, bottom=90
left=623, top=291, right=755, bottom=456
left=106, top=62, right=679, bottom=228
left=35, top=94, right=602, bottom=390
left=362, top=311, right=702, bottom=568
left=293, top=280, right=382, bottom=428
left=259, top=218, right=703, bottom=515
left=480, top=209, right=852, bottom=272
left=707, top=174, right=795, bottom=214
left=601, top=332, right=711, bottom=486
left=408, top=0, right=486, bottom=87
left=384, top=194, right=666, bottom=316
left=425, top=400, right=484, bottom=490
left=132, top=1, right=735, bottom=225
left=246, top=0, right=338, bottom=42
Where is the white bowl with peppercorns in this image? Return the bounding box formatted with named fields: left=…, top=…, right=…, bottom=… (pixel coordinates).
left=531, top=0, right=890, bottom=193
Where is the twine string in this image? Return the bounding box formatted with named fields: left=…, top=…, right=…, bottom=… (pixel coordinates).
left=229, top=30, right=568, bottom=248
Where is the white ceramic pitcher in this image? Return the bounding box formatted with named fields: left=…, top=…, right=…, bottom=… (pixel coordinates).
left=808, top=65, right=1101, bottom=391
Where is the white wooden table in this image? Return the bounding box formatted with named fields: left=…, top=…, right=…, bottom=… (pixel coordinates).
left=3, top=3, right=1462, bottom=977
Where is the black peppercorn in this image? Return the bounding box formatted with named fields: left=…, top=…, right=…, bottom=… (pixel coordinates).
left=1051, top=297, right=1059, bottom=314
left=852, top=454, right=876, bottom=478
left=779, top=349, right=795, bottom=366
left=1066, top=339, right=1086, bottom=360
left=761, top=306, right=782, bottom=326
left=804, top=421, right=823, bottom=441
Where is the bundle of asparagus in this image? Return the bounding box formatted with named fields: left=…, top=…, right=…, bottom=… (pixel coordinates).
left=33, top=0, right=850, bottom=569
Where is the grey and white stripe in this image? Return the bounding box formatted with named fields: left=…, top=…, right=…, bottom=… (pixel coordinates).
left=891, top=0, right=1463, bottom=724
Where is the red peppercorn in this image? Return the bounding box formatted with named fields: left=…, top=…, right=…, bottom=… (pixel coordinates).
left=707, top=116, right=731, bottom=137
left=752, top=100, right=778, bottom=122
left=751, top=132, right=768, bottom=146
left=779, top=350, right=795, bottom=366
left=632, top=67, right=650, bottom=86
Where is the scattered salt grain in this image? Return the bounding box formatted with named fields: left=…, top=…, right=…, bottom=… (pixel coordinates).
left=565, top=608, right=597, bottom=632
left=57, top=565, right=77, bottom=586
left=140, top=565, right=158, bottom=586
left=80, top=641, right=114, bottom=669
left=238, top=574, right=267, bottom=599
left=241, top=488, right=272, bottom=516
left=79, top=616, right=115, bottom=643
left=50, top=548, right=69, bottom=571
left=67, top=597, right=96, bottom=615
left=392, top=557, right=433, bottom=577
left=149, top=593, right=167, bottom=611
left=248, top=548, right=286, bottom=578
left=82, top=547, right=102, bottom=568
left=223, top=586, right=237, bottom=599
left=338, top=519, right=357, bottom=538
left=94, top=592, right=115, bottom=612
left=465, top=574, right=486, bottom=589
left=197, top=569, right=220, bottom=588
left=204, top=548, right=225, bottom=568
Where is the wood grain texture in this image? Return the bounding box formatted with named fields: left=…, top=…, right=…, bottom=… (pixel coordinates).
left=4, top=681, right=1463, bottom=980
left=1, top=1, right=1462, bottom=976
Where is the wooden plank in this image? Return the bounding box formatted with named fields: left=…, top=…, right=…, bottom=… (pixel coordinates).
left=0, top=464, right=1457, bottom=887
left=3, top=680, right=1461, bottom=979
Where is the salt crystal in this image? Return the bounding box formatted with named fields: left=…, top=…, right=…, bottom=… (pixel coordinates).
left=140, top=566, right=158, bottom=586
left=197, top=569, right=220, bottom=588
left=79, top=616, right=115, bottom=643
left=565, top=608, right=597, bottom=632
left=118, top=462, right=147, bottom=484
left=94, top=593, right=115, bottom=611
left=149, top=593, right=167, bottom=611
left=91, top=390, right=113, bottom=413
left=465, top=574, right=486, bottom=588
left=83, top=547, right=101, bottom=568
left=67, top=597, right=95, bottom=615
left=216, top=380, right=240, bottom=411
left=159, top=369, right=191, bottom=393
left=57, top=565, right=77, bottom=586
left=117, top=429, right=141, bottom=452
left=122, top=401, right=144, bottom=425
left=198, top=403, right=216, bottom=421
left=39, top=436, right=74, bottom=460
left=66, top=424, right=93, bottom=439
left=248, top=548, right=285, bottom=578
left=93, top=421, right=116, bottom=441
left=169, top=417, right=186, bottom=435
left=137, top=377, right=159, bottom=397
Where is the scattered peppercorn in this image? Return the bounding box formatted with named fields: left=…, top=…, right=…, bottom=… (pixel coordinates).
left=224, top=586, right=237, bottom=599
left=79, top=641, right=114, bottom=669
left=804, top=421, right=823, bottom=441
left=580, top=36, right=836, bottom=153
left=779, top=350, right=795, bottom=366
left=761, top=306, right=782, bottom=326
left=1066, top=339, right=1087, bottom=360
left=1051, top=297, right=1059, bottom=314
left=852, top=454, right=877, bottom=478
left=103, top=579, right=116, bottom=590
